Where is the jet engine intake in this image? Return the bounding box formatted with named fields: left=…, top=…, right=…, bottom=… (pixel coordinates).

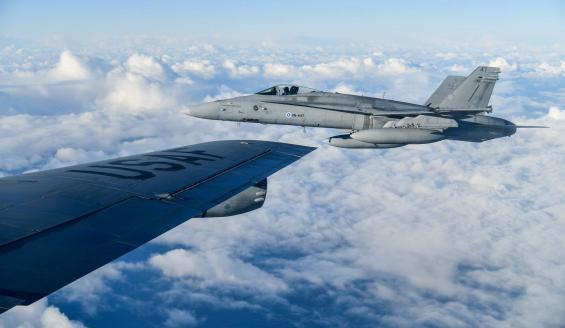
left=351, top=128, right=444, bottom=144
left=199, top=179, right=267, bottom=217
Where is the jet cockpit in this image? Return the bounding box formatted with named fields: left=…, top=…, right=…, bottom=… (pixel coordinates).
left=255, top=85, right=319, bottom=96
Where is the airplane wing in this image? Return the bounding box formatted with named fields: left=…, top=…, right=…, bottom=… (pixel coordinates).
left=0, top=140, right=315, bottom=314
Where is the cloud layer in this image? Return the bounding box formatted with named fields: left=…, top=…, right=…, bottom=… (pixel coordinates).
left=0, top=43, right=564, bottom=327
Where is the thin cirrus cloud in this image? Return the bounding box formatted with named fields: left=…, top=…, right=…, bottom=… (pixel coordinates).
left=0, top=43, right=564, bottom=327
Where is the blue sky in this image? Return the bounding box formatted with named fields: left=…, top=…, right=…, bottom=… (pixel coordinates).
left=1, top=0, right=564, bottom=46
left=0, top=1, right=564, bottom=328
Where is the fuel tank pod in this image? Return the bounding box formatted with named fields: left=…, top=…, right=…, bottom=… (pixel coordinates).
left=325, top=134, right=404, bottom=149
left=350, top=128, right=444, bottom=144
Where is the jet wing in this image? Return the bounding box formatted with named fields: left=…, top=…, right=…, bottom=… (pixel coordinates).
left=0, top=140, right=314, bottom=314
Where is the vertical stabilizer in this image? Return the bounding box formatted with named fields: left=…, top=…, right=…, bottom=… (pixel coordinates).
left=425, top=66, right=500, bottom=109
left=425, top=76, right=465, bottom=108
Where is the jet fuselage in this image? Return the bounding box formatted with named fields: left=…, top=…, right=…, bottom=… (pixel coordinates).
left=187, top=67, right=521, bottom=148
left=188, top=89, right=515, bottom=147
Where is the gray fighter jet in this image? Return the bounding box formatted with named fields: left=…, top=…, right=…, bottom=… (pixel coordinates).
left=188, top=66, right=541, bottom=148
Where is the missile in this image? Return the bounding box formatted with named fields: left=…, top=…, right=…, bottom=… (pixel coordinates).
left=325, top=134, right=404, bottom=149
left=350, top=128, right=444, bottom=144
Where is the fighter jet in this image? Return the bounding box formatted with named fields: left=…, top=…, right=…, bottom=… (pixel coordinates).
left=188, top=66, right=541, bottom=148
left=0, top=140, right=313, bottom=315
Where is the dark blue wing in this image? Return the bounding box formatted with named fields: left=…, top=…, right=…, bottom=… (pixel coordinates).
left=0, top=140, right=314, bottom=314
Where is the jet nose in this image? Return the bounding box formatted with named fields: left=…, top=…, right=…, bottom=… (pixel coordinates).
left=185, top=102, right=219, bottom=119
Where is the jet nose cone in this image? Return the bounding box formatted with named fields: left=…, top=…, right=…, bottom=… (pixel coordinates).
left=185, top=102, right=219, bottom=119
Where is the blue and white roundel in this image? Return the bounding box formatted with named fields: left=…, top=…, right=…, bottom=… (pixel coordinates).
left=285, top=112, right=292, bottom=118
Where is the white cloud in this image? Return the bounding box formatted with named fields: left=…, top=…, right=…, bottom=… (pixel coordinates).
left=449, top=64, right=469, bottom=74
left=546, top=106, right=565, bottom=120
left=124, top=54, right=167, bottom=81
left=44, top=147, right=109, bottom=169
left=488, top=57, right=517, bottom=72
left=58, top=262, right=142, bottom=315
left=101, top=71, right=175, bottom=112
left=525, top=61, right=565, bottom=78
left=332, top=82, right=362, bottom=95
left=222, top=60, right=260, bottom=78
left=40, top=307, right=86, bottom=328
left=187, top=43, right=217, bottom=53
left=100, top=54, right=180, bottom=113
left=436, top=52, right=459, bottom=60
left=174, top=76, right=194, bottom=84
left=149, top=249, right=288, bottom=294
left=301, top=57, right=364, bottom=79
left=261, top=57, right=417, bottom=84
left=376, top=58, right=417, bottom=75
left=0, top=109, right=197, bottom=174
left=0, top=51, right=183, bottom=115
left=262, top=63, right=298, bottom=79
left=48, top=50, right=90, bottom=81
left=0, top=299, right=85, bottom=328
left=201, top=85, right=245, bottom=103
left=164, top=309, right=199, bottom=327
left=172, top=59, right=216, bottom=79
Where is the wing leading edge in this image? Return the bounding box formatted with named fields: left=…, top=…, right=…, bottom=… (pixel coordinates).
left=0, top=140, right=315, bottom=314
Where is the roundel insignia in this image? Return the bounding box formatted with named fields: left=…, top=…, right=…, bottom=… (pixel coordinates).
left=285, top=112, right=292, bottom=118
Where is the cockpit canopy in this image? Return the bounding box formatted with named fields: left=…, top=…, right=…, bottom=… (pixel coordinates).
left=255, top=85, right=319, bottom=96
